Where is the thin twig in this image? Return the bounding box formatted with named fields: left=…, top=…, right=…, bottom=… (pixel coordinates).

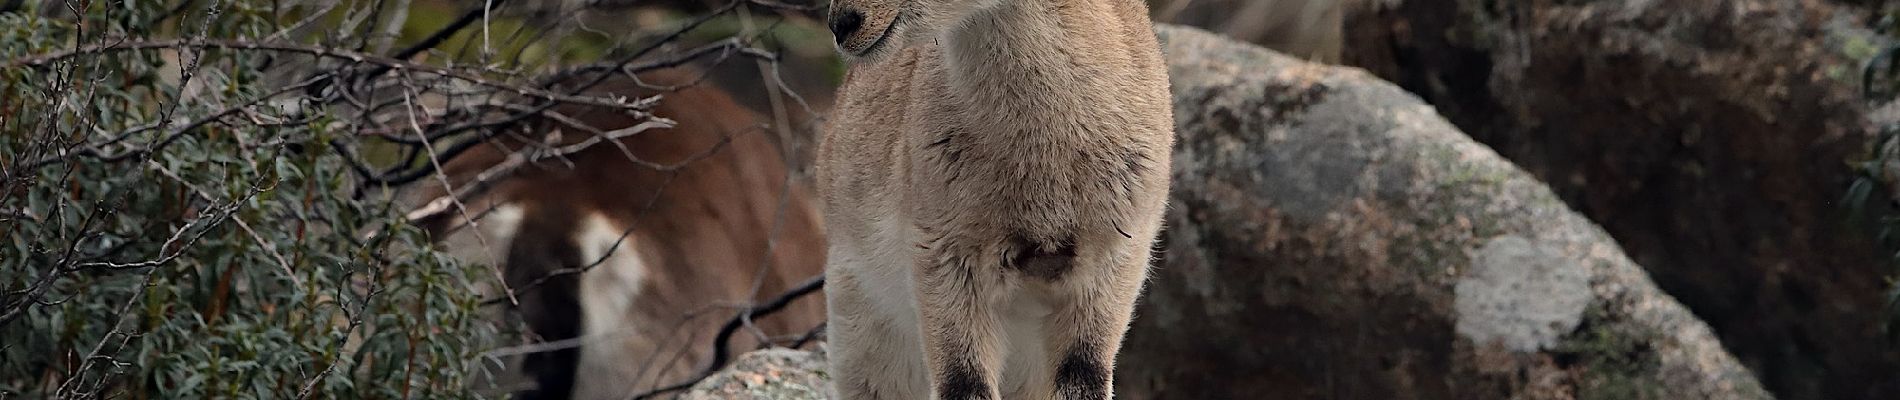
left=7, top=39, right=655, bottom=111
left=625, top=275, right=825, bottom=400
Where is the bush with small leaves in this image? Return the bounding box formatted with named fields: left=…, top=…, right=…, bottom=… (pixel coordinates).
left=0, top=1, right=521, bottom=397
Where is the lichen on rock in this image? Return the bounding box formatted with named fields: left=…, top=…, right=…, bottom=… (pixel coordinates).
left=1455, top=235, right=1592, bottom=354
left=680, top=348, right=830, bottom=400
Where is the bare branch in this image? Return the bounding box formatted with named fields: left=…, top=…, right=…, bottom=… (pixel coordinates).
left=625, top=275, right=826, bottom=400
left=7, top=39, right=658, bottom=112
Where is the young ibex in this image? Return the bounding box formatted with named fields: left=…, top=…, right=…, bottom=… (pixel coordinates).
left=817, top=0, right=1174, bottom=396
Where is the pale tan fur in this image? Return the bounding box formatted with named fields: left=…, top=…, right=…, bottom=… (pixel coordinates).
left=817, top=0, right=1173, bottom=398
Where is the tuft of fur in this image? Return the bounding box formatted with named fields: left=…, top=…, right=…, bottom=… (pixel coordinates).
left=819, top=0, right=1174, bottom=397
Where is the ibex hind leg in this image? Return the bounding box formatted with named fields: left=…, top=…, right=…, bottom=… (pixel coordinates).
left=827, top=267, right=931, bottom=400
left=915, top=245, right=1010, bottom=400
left=1039, top=248, right=1148, bottom=400
left=499, top=205, right=588, bottom=400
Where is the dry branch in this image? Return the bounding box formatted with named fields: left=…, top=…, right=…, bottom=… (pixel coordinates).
left=6, top=38, right=658, bottom=112
left=627, top=275, right=826, bottom=400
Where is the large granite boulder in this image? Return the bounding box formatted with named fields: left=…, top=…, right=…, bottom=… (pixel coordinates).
left=1343, top=2, right=1899, bottom=397
left=681, top=349, right=830, bottom=400
left=1112, top=25, right=1768, bottom=399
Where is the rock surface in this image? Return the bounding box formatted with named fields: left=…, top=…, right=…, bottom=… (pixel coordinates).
left=681, top=348, right=829, bottom=400
left=1113, top=25, right=1769, bottom=399
left=1343, top=2, right=1900, bottom=398
left=1151, top=0, right=1346, bottom=63
left=683, top=25, right=1771, bottom=400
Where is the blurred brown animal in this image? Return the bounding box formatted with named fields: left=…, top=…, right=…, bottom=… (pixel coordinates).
left=413, top=69, right=826, bottom=400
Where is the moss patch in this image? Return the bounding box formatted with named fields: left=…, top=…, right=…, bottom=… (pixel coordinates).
left=1551, top=305, right=1666, bottom=400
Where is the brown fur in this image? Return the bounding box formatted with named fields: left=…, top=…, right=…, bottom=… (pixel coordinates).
left=819, top=0, right=1174, bottom=398
left=418, top=69, right=826, bottom=399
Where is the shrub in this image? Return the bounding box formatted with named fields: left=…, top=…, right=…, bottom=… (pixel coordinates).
left=0, top=1, right=506, bottom=397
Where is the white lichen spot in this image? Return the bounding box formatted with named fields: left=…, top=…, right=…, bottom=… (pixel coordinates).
left=1455, top=235, right=1591, bottom=353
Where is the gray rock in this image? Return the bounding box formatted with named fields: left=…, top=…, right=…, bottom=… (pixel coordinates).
left=1344, top=2, right=1899, bottom=398
left=680, top=348, right=830, bottom=400
left=1115, top=25, right=1770, bottom=399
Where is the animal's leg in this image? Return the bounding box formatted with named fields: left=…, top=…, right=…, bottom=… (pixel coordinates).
left=915, top=245, right=1006, bottom=400
left=827, top=263, right=930, bottom=400
left=1039, top=250, right=1148, bottom=400
left=502, top=212, right=586, bottom=400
